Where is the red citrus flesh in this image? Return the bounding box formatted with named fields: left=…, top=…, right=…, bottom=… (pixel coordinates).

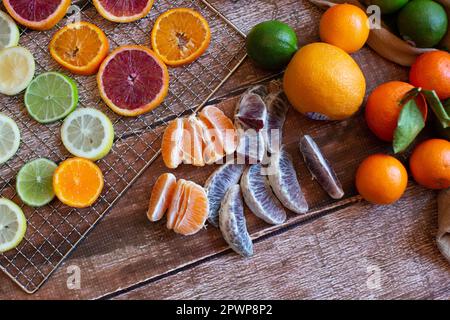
left=97, top=0, right=151, bottom=18
left=97, top=45, right=169, bottom=116
left=4, top=0, right=70, bottom=30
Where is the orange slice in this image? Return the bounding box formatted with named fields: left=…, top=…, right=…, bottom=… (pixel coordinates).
left=49, top=22, right=109, bottom=76
left=151, top=8, right=211, bottom=67
left=4, top=0, right=70, bottom=31
left=173, top=181, right=208, bottom=236
left=147, top=173, right=177, bottom=222
left=93, top=0, right=154, bottom=23
left=161, top=118, right=184, bottom=169
left=199, top=105, right=237, bottom=155
left=53, top=158, right=104, bottom=208
left=181, top=116, right=204, bottom=166
left=97, top=45, right=169, bottom=116
left=166, top=179, right=187, bottom=230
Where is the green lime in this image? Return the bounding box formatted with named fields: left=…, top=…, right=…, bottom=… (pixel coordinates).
left=246, top=20, right=298, bottom=71
left=61, top=108, right=115, bottom=161
left=369, top=0, right=409, bottom=14
left=0, top=113, right=20, bottom=164
left=0, top=198, right=27, bottom=253
left=397, top=0, right=448, bottom=48
left=25, top=72, right=78, bottom=124
left=16, top=158, right=57, bottom=207
left=0, top=10, right=20, bottom=49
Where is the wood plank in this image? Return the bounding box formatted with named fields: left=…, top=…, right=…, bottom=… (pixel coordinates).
left=0, top=0, right=438, bottom=299
left=114, top=184, right=450, bottom=300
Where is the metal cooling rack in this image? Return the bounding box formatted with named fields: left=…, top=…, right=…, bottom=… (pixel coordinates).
left=0, top=0, right=247, bottom=293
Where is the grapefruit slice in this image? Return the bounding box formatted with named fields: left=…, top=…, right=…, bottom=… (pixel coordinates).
left=147, top=173, right=177, bottom=222
left=4, top=0, right=70, bottom=31
left=93, top=0, right=154, bottom=23
left=97, top=45, right=169, bottom=117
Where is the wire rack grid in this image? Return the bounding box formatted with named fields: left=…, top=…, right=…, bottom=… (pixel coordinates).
left=0, top=0, right=247, bottom=294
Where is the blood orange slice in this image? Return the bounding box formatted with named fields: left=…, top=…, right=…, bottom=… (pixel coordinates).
left=97, top=45, right=169, bottom=117
left=4, top=0, right=70, bottom=31
left=93, top=0, right=154, bottom=23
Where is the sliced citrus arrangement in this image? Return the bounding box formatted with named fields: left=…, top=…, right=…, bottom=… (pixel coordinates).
left=93, top=0, right=154, bottom=23
left=0, top=198, right=27, bottom=253
left=53, top=158, right=104, bottom=208
left=147, top=173, right=176, bottom=222
left=0, top=10, right=20, bottom=49
left=16, top=158, right=57, bottom=207
left=25, top=72, right=78, bottom=123
left=61, top=108, right=115, bottom=161
left=161, top=106, right=237, bottom=169
left=0, top=113, right=21, bottom=164
left=3, top=0, right=70, bottom=31
left=97, top=45, right=169, bottom=116
left=49, top=21, right=109, bottom=76
left=0, top=46, right=35, bottom=96
left=151, top=8, right=211, bottom=67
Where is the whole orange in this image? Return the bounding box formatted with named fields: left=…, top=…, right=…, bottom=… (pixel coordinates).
left=356, top=154, right=408, bottom=205
left=283, top=42, right=366, bottom=120
left=319, top=3, right=370, bottom=54
left=410, top=51, right=450, bottom=100
left=410, top=139, right=450, bottom=189
left=365, top=81, right=427, bottom=142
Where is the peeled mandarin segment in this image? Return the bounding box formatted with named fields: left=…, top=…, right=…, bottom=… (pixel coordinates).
left=173, top=181, right=193, bottom=229
left=197, top=117, right=224, bottom=165
left=199, top=106, right=237, bottom=155
left=151, top=8, right=211, bottom=67
left=181, top=117, right=204, bottom=166
left=174, top=182, right=209, bottom=236
left=50, top=22, right=109, bottom=75
left=147, top=173, right=177, bottom=222
left=166, top=179, right=187, bottom=230
left=161, top=118, right=184, bottom=169
left=53, top=158, right=104, bottom=208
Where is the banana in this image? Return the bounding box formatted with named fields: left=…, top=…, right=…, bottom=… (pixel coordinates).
left=309, top=0, right=437, bottom=66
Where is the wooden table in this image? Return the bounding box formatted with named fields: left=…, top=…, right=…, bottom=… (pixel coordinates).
left=1, top=0, right=449, bottom=300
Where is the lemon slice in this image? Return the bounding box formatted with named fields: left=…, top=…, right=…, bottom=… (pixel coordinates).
left=0, top=113, right=20, bottom=164
left=0, top=198, right=27, bottom=253
left=0, top=10, right=20, bottom=49
left=61, top=108, right=114, bottom=161
left=0, top=46, right=35, bottom=96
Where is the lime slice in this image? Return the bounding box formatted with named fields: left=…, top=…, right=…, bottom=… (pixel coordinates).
left=25, top=72, right=78, bottom=124
left=61, top=108, right=115, bottom=160
left=0, top=198, right=26, bottom=253
left=16, top=158, right=57, bottom=207
left=0, top=113, right=20, bottom=164
left=0, top=46, right=35, bottom=96
left=0, top=11, right=20, bottom=49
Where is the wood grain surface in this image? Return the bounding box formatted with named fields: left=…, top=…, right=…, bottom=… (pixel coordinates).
left=0, top=0, right=448, bottom=299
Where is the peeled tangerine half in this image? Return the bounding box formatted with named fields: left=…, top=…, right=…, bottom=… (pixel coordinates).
left=166, top=179, right=209, bottom=236
left=241, top=163, right=287, bottom=225
left=219, top=185, right=253, bottom=257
